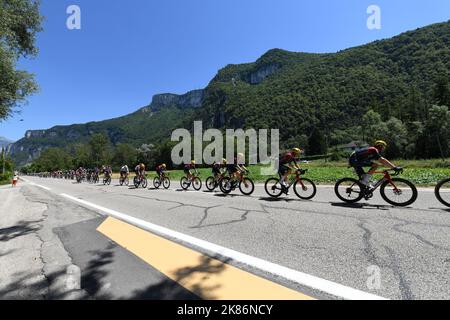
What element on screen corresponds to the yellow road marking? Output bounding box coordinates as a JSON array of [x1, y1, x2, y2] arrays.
[[97, 217, 315, 300]]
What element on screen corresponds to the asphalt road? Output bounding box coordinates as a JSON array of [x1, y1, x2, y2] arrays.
[[3, 176, 450, 300]]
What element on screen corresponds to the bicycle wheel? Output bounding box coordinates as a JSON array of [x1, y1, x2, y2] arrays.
[[141, 177, 148, 188], [220, 177, 232, 194], [435, 178, 450, 207], [380, 178, 418, 207], [334, 178, 364, 203], [264, 178, 283, 198], [293, 178, 317, 200], [119, 177, 124, 186], [192, 177, 202, 191], [180, 177, 190, 190], [205, 176, 217, 191], [134, 176, 140, 188], [239, 178, 255, 195], [153, 177, 161, 189], [163, 177, 171, 189], [125, 177, 129, 186], [107, 177, 111, 185]]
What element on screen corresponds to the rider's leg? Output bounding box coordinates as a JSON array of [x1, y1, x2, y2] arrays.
[[357, 165, 373, 186]]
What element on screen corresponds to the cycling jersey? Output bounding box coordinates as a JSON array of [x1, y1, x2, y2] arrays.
[[349, 147, 382, 177], [156, 165, 166, 176], [212, 163, 223, 175], [120, 166, 129, 173], [279, 152, 299, 165], [350, 147, 382, 163]]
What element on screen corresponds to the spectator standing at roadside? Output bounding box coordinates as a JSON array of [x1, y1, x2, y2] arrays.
[[12, 172, 19, 187]]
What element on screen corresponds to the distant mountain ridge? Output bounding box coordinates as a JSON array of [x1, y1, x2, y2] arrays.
[[9, 20, 450, 165], [0, 136, 13, 149]]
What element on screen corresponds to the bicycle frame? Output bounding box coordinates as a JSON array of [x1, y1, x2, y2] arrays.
[[279, 169, 307, 190], [367, 171, 400, 193]]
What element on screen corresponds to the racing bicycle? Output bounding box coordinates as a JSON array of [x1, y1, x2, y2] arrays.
[[334, 168, 417, 207], [219, 170, 254, 195], [103, 174, 112, 185], [133, 174, 148, 188], [205, 172, 226, 191], [180, 174, 202, 191], [153, 173, 171, 189], [264, 169, 317, 200], [119, 173, 129, 186]]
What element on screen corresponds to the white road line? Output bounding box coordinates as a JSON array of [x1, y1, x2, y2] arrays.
[[21, 178, 52, 191], [60, 192, 387, 300]]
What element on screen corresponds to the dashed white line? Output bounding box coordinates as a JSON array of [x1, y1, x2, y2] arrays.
[[60, 192, 387, 300]]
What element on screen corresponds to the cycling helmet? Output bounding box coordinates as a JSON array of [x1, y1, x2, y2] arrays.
[[140, 163, 145, 169], [374, 140, 387, 148], [191, 160, 196, 165], [222, 158, 227, 164], [162, 164, 167, 169], [292, 148, 302, 154]]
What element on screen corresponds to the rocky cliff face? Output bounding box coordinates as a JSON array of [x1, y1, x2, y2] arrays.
[[147, 89, 204, 112], [25, 130, 47, 139], [248, 64, 280, 84]]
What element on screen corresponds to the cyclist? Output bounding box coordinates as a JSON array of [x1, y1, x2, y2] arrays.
[[135, 163, 146, 181], [156, 163, 168, 179], [278, 148, 303, 194], [226, 153, 248, 183], [212, 159, 227, 178], [120, 164, 129, 181], [349, 140, 402, 187], [184, 160, 198, 181]]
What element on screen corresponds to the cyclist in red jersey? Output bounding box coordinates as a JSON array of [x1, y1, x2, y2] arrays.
[[349, 140, 402, 186], [278, 148, 303, 194]]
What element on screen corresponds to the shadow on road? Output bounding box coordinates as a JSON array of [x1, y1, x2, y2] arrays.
[[258, 197, 298, 203], [429, 207, 450, 212], [330, 202, 392, 210], [126, 254, 229, 300], [0, 220, 43, 242], [81, 243, 117, 299]]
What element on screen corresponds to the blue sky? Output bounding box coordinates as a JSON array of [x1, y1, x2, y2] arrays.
[[1, 0, 449, 141]]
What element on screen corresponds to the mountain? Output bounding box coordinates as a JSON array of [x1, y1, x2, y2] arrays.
[[0, 136, 13, 149], [9, 20, 450, 165], [8, 89, 204, 165]]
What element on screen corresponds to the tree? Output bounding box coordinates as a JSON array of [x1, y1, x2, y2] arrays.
[[0, 0, 43, 120], [433, 76, 450, 107], [379, 117, 408, 159], [113, 143, 137, 168], [72, 143, 90, 168], [425, 105, 450, 159], [34, 148, 73, 171], [308, 129, 327, 155], [89, 133, 112, 167], [136, 144, 155, 168]]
